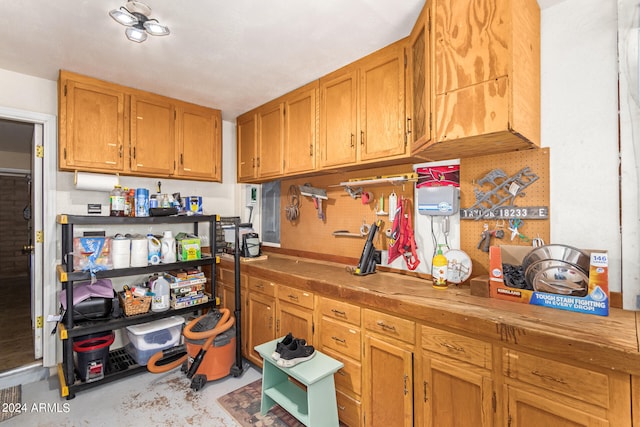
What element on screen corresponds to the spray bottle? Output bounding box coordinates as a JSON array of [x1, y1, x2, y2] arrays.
[[432, 244, 448, 289]]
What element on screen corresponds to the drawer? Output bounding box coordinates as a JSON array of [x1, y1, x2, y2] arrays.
[[322, 347, 362, 396], [277, 284, 314, 310], [321, 317, 361, 361], [503, 348, 610, 408], [336, 389, 361, 427], [421, 325, 492, 369], [219, 267, 233, 284], [363, 309, 415, 345], [319, 297, 361, 326], [248, 276, 276, 297]]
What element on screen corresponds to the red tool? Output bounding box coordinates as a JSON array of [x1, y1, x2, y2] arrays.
[[388, 197, 420, 270]]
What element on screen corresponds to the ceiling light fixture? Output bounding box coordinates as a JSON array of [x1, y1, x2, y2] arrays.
[[109, 1, 170, 43]]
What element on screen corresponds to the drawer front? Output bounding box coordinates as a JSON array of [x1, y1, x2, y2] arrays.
[[248, 276, 276, 297], [421, 325, 492, 369], [321, 317, 362, 361], [336, 389, 361, 427], [319, 297, 361, 326], [323, 347, 362, 396], [219, 267, 233, 284], [363, 309, 415, 345], [503, 348, 610, 408], [278, 284, 314, 310]]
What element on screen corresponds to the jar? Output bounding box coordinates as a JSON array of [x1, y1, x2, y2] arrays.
[[109, 185, 125, 217]]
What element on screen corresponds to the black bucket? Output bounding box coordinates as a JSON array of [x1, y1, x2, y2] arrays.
[[73, 331, 115, 382]]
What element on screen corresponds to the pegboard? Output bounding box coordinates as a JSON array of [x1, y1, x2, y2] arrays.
[[280, 165, 415, 261], [459, 148, 550, 277]]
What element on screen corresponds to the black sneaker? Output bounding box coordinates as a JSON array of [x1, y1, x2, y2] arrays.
[[272, 333, 298, 361], [276, 340, 315, 367]]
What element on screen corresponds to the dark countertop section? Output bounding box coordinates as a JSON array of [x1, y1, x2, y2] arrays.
[[221, 253, 640, 376]]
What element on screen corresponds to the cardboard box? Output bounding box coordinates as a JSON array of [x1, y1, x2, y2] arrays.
[[175, 233, 201, 261], [185, 196, 203, 215], [489, 245, 609, 316]]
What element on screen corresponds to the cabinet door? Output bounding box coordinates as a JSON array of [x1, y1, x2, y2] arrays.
[[257, 102, 284, 179], [358, 41, 406, 162], [60, 78, 126, 172], [276, 301, 314, 346], [319, 66, 358, 168], [363, 335, 413, 427], [284, 83, 318, 175], [130, 94, 175, 176], [505, 386, 609, 427], [406, 1, 432, 152], [420, 353, 494, 427], [176, 104, 221, 181], [247, 291, 276, 366], [237, 112, 257, 182]]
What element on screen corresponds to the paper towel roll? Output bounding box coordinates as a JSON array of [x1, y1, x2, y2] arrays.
[[130, 236, 149, 267], [74, 172, 119, 192], [111, 237, 130, 269]]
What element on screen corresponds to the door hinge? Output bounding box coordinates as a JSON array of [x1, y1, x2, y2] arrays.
[[507, 414, 512, 427], [36, 230, 44, 244], [36, 145, 44, 158], [36, 315, 43, 329], [276, 319, 280, 333]]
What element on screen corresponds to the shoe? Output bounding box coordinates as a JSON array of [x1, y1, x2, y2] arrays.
[[276, 340, 316, 368], [272, 333, 303, 361]]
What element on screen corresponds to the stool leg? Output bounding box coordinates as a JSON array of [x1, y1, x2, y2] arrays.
[[260, 360, 286, 415], [307, 375, 340, 427]]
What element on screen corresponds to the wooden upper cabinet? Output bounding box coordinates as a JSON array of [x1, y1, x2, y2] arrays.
[[257, 101, 285, 179], [358, 39, 406, 162], [59, 71, 127, 173], [406, 0, 432, 153], [431, 0, 540, 158], [130, 94, 175, 176], [176, 103, 221, 182], [284, 82, 318, 175], [237, 111, 257, 182], [58, 70, 222, 181], [319, 65, 358, 168]]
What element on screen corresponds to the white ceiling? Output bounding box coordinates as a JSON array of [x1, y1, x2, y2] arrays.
[[0, 0, 564, 154]]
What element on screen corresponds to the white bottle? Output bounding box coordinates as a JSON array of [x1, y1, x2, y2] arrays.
[[150, 276, 170, 312], [147, 234, 161, 265], [161, 231, 176, 264]]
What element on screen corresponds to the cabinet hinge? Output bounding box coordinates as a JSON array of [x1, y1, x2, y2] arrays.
[[276, 319, 280, 333], [429, 112, 432, 131], [174, 110, 176, 120], [312, 322, 315, 335], [428, 10, 431, 32], [36, 230, 44, 244], [492, 391, 496, 412], [36, 145, 44, 158], [64, 84, 67, 97], [63, 147, 67, 160], [507, 414, 512, 427], [404, 52, 407, 68]]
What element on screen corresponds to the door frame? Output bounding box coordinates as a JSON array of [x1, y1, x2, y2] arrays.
[[0, 106, 57, 367]]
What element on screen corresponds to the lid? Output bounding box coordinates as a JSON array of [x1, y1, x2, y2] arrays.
[[126, 315, 185, 336]]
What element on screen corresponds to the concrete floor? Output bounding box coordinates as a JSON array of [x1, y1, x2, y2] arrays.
[[1, 360, 261, 426]]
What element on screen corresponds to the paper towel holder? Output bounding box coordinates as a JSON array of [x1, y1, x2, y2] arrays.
[[74, 170, 120, 190]]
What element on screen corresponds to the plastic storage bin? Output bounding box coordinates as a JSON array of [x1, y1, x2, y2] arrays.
[[125, 316, 185, 365]]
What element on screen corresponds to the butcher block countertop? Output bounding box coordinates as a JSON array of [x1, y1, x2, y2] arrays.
[[220, 253, 640, 376]]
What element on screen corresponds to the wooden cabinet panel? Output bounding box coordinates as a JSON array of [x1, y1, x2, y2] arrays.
[[363, 335, 413, 427], [247, 291, 276, 366], [257, 102, 284, 178], [59, 76, 126, 172], [323, 346, 362, 397], [284, 82, 318, 175], [358, 41, 406, 162], [421, 325, 492, 369], [363, 308, 415, 345], [277, 284, 314, 310], [130, 94, 174, 175], [318, 297, 361, 326], [237, 112, 257, 181], [176, 104, 221, 181], [320, 317, 361, 361], [505, 386, 609, 427], [420, 354, 494, 427], [336, 390, 362, 427], [319, 66, 358, 168], [248, 276, 276, 297], [276, 301, 314, 346]]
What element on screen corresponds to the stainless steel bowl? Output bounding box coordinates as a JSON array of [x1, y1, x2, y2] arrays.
[[529, 260, 589, 297], [522, 244, 590, 275]]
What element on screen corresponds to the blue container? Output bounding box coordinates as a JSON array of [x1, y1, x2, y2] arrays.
[[135, 188, 149, 217]]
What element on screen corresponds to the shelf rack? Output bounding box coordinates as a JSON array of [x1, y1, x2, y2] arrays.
[[56, 214, 221, 399]]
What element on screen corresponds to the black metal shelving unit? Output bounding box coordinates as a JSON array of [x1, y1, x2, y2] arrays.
[[56, 214, 220, 399]]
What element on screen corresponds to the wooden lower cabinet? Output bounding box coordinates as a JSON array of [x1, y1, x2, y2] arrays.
[[246, 277, 277, 366], [276, 284, 314, 346], [218, 266, 248, 358]]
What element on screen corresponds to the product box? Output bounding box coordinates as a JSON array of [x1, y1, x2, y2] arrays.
[[125, 316, 185, 365], [185, 196, 203, 215], [489, 245, 609, 316], [175, 233, 201, 261]]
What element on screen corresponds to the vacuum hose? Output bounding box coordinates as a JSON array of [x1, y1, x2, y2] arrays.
[[147, 308, 235, 374]]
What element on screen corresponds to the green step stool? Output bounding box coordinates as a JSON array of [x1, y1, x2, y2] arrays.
[[255, 337, 344, 427]]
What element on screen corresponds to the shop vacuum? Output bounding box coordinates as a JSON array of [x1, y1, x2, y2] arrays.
[[146, 308, 237, 391]]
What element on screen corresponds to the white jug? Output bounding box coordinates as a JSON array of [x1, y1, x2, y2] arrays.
[[150, 276, 170, 312], [161, 231, 176, 264], [147, 234, 161, 265]]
